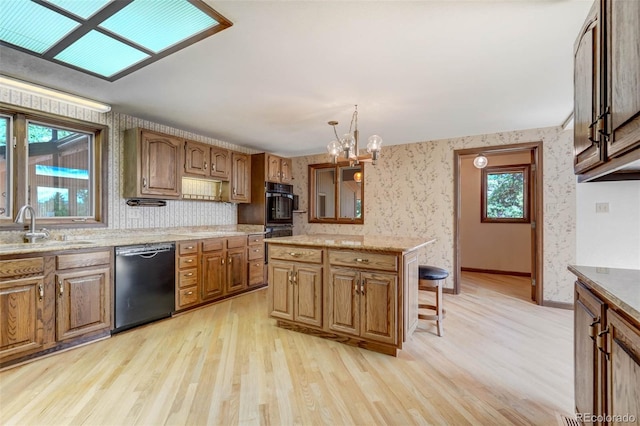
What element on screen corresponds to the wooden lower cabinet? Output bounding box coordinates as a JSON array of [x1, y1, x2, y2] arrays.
[[328, 268, 397, 345], [574, 280, 640, 425], [55, 267, 110, 341], [1, 250, 112, 367], [268, 261, 322, 327], [0, 275, 45, 361], [202, 248, 225, 301]]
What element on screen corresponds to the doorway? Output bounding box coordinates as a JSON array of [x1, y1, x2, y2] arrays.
[[454, 142, 543, 304]]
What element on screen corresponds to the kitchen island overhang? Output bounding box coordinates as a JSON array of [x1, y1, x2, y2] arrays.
[[266, 234, 436, 356]]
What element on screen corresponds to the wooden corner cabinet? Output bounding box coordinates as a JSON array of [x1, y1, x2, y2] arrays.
[[123, 128, 183, 199], [572, 274, 640, 425], [573, 0, 640, 182], [1, 249, 112, 368]]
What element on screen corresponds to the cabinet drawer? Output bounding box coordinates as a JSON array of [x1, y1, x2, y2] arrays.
[[178, 268, 198, 288], [248, 234, 264, 245], [178, 255, 197, 269], [202, 239, 224, 252], [248, 244, 264, 261], [269, 245, 323, 263], [178, 286, 198, 307], [249, 261, 264, 285], [0, 257, 44, 278], [57, 250, 110, 270], [227, 236, 246, 249], [178, 242, 198, 255], [329, 250, 397, 272]]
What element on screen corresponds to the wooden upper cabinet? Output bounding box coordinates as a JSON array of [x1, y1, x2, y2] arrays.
[[184, 141, 231, 181], [123, 128, 182, 199], [574, 1, 603, 174], [230, 152, 251, 203], [210, 146, 230, 180], [605, 0, 640, 158], [266, 154, 293, 184], [184, 140, 208, 176]]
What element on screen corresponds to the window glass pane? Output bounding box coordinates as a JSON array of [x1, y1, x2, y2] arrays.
[[0, 115, 10, 218], [27, 121, 93, 218], [486, 171, 524, 219]]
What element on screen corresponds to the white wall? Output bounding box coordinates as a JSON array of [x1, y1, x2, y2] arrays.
[[576, 180, 640, 268]]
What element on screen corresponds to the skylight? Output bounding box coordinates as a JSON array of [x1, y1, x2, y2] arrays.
[[0, 0, 232, 81]]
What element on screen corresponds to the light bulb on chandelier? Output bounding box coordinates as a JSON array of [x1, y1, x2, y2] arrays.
[[326, 105, 382, 165]]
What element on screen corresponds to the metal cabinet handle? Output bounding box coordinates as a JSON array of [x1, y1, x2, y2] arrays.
[[186, 246, 194, 250], [212, 164, 216, 172], [253, 249, 260, 252], [38, 283, 44, 301], [58, 280, 63, 296], [354, 258, 369, 263], [354, 281, 359, 295], [589, 318, 600, 339], [254, 263, 260, 267], [204, 161, 208, 170], [186, 259, 193, 263], [288, 271, 293, 284], [597, 327, 610, 360], [186, 272, 193, 277], [142, 177, 147, 188], [289, 252, 301, 257], [186, 291, 193, 295], [222, 259, 225, 265]]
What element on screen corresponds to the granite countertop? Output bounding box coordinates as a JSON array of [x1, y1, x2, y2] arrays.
[[0, 227, 265, 256], [568, 265, 640, 325], [265, 233, 436, 253]]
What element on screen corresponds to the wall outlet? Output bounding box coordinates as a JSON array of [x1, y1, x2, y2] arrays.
[[595, 202, 609, 213]]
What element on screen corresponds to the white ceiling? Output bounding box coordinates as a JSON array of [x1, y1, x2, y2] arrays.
[[0, 0, 592, 158]]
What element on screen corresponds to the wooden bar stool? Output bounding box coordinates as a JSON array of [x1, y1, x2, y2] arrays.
[[418, 265, 448, 336]]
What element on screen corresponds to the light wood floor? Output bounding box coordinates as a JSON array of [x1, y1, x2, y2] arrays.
[[0, 272, 574, 425]]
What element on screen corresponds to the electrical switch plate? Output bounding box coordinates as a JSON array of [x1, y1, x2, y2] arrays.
[[595, 202, 609, 213]]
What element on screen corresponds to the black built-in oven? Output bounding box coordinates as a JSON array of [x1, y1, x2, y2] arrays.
[[265, 182, 294, 225]]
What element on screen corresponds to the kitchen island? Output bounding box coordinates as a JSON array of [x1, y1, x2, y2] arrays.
[[266, 234, 435, 355]]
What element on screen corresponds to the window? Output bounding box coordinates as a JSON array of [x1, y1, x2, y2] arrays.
[[481, 164, 530, 223], [0, 105, 108, 227], [309, 162, 364, 224]]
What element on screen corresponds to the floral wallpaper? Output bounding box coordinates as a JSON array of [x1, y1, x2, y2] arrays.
[[292, 127, 577, 304]]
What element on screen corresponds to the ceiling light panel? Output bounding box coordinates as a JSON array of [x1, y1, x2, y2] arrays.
[[99, 0, 219, 53], [0, 0, 232, 81], [45, 0, 112, 19], [0, 1, 79, 53], [54, 30, 150, 78]]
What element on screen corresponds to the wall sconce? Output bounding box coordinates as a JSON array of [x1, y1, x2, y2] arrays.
[[0, 75, 111, 113]]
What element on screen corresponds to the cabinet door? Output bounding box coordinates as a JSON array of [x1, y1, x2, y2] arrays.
[[202, 250, 225, 301], [327, 269, 359, 337], [141, 131, 182, 197], [574, 3, 603, 174], [293, 265, 322, 327], [210, 147, 230, 180], [0, 278, 45, 360], [360, 271, 397, 345], [266, 154, 281, 182], [605, 0, 640, 158], [230, 152, 251, 203], [268, 261, 294, 321], [226, 247, 247, 294], [575, 282, 605, 423], [605, 309, 640, 424], [280, 158, 293, 184], [56, 267, 111, 341], [184, 141, 208, 176]]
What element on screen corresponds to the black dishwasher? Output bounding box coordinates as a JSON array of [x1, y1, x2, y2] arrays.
[[114, 243, 175, 333]]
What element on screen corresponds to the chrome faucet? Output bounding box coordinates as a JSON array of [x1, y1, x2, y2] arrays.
[[15, 205, 50, 243]]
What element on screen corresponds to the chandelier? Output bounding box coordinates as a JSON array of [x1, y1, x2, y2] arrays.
[[326, 105, 382, 165]]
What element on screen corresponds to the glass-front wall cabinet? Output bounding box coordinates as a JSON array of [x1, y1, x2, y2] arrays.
[[309, 163, 363, 224]]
